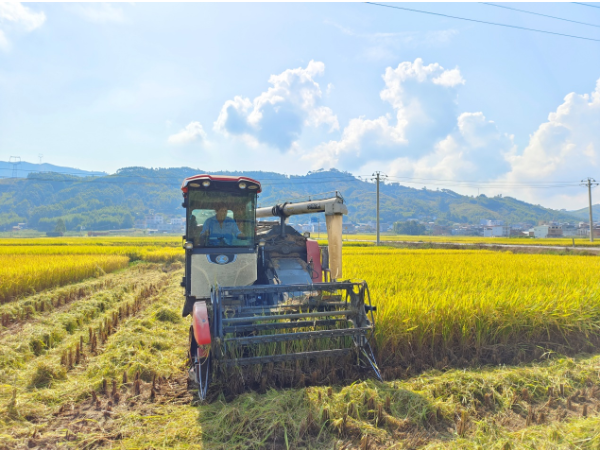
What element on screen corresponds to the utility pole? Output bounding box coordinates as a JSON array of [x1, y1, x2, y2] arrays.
[[581, 178, 599, 242], [372, 171, 387, 245]]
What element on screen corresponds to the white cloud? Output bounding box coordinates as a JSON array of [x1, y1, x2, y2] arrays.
[[433, 68, 465, 87], [305, 58, 464, 169], [0, 2, 45, 50], [306, 58, 598, 209], [214, 60, 338, 151], [386, 111, 514, 182], [67, 3, 125, 24], [306, 106, 339, 132], [168, 122, 207, 145], [497, 79, 600, 207], [209, 55, 598, 209]]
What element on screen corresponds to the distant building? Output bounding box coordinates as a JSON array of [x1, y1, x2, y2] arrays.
[[484, 226, 508, 237], [452, 225, 480, 236], [533, 225, 563, 238], [562, 224, 579, 237], [356, 224, 375, 233], [577, 225, 600, 238]]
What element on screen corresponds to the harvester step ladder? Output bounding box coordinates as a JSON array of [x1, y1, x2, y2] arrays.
[[224, 326, 372, 346]]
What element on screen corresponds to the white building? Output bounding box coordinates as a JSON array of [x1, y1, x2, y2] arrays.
[[533, 225, 563, 238], [484, 226, 507, 237]]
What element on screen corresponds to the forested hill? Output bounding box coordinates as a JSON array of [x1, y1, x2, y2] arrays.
[[0, 166, 584, 232], [568, 204, 600, 222]]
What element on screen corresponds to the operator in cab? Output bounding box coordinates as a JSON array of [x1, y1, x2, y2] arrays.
[[201, 203, 243, 246]]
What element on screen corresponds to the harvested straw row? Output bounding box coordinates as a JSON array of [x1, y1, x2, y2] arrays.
[[59, 278, 170, 371], [0, 278, 120, 328]]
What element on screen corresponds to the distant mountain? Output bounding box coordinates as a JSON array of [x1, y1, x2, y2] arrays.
[[0, 166, 584, 232], [566, 204, 600, 222], [0, 161, 106, 179]]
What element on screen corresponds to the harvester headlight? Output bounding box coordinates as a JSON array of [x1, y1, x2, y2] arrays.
[[189, 182, 200, 188], [238, 182, 247, 189], [258, 239, 266, 247], [248, 185, 258, 190], [184, 241, 193, 250], [202, 180, 211, 187]]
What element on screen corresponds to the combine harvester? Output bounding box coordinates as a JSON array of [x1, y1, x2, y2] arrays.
[[180, 174, 381, 400]]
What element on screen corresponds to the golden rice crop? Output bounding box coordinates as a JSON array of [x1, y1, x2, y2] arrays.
[[0, 245, 183, 263], [345, 234, 600, 247], [0, 236, 180, 247], [0, 254, 129, 303], [342, 248, 600, 366]]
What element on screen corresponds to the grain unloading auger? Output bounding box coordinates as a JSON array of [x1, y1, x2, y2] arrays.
[[180, 174, 381, 400]]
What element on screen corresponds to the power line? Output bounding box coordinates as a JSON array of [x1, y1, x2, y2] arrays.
[[386, 175, 578, 185], [480, 2, 599, 28], [385, 175, 581, 188], [572, 2, 600, 8], [366, 2, 600, 42]]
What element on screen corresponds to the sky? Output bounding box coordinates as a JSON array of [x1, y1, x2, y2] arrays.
[[0, 1, 599, 210]]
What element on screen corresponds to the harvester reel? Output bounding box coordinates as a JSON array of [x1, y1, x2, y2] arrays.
[[210, 281, 382, 382]]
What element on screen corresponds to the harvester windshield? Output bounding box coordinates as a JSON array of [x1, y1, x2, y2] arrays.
[[188, 190, 256, 248]]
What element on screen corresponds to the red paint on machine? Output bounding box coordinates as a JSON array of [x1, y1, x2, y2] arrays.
[[306, 239, 322, 283], [192, 301, 211, 345]]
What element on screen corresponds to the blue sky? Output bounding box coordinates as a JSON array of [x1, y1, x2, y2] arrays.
[[0, 2, 599, 209]]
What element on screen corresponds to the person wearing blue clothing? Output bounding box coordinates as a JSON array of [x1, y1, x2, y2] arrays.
[[201, 203, 242, 246]]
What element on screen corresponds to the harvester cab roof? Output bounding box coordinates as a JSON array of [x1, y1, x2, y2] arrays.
[[181, 174, 381, 400]]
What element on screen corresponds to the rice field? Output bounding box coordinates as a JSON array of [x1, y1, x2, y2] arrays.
[[0, 238, 597, 448], [344, 248, 600, 368], [0, 239, 184, 304], [0, 236, 181, 246], [0, 254, 130, 304], [343, 234, 600, 247]]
